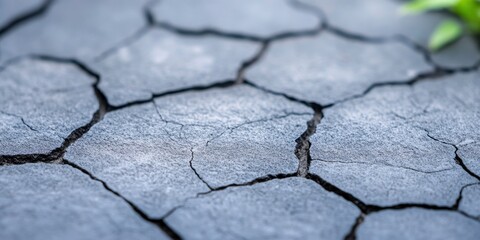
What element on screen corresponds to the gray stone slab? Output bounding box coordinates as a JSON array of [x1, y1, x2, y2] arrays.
[[300, 0, 480, 68], [95, 28, 259, 106], [0, 163, 167, 240], [0, 0, 147, 62], [246, 32, 431, 105], [66, 85, 311, 217], [310, 77, 479, 206], [459, 183, 480, 218], [0, 0, 44, 27], [152, 0, 320, 38], [0, 58, 97, 155], [166, 178, 360, 240], [458, 143, 480, 177], [357, 209, 480, 240]]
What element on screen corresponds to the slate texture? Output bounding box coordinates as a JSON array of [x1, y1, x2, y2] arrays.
[[0, 58, 97, 155], [95, 28, 259, 106], [1, 0, 479, 239], [65, 86, 312, 217], [151, 0, 320, 38], [0, 164, 167, 240], [246, 32, 431, 105], [300, 0, 480, 68], [357, 209, 480, 240], [0, 0, 148, 62], [165, 178, 359, 240]]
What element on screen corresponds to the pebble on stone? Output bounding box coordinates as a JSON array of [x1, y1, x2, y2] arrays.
[[165, 178, 360, 240], [246, 32, 431, 105], [357, 209, 480, 240], [0, 164, 167, 240], [459, 183, 480, 218], [151, 0, 320, 38], [95, 28, 260, 106], [309, 80, 477, 206], [0, 58, 97, 155], [300, 0, 480, 68], [65, 85, 311, 217], [0, 0, 148, 62]]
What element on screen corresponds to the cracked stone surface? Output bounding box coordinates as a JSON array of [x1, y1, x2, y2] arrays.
[[95, 28, 259, 106], [357, 209, 480, 240], [66, 86, 311, 217], [459, 183, 480, 218], [310, 74, 480, 206], [165, 178, 359, 240], [300, 0, 480, 68], [0, 0, 44, 28], [2, 0, 480, 239], [0, 164, 167, 240], [0, 58, 97, 155], [151, 0, 320, 38], [0, 0, 148, 63], [246, 32, 431, 105]]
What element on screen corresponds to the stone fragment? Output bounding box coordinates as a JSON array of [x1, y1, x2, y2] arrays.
[[0, 58, 97, 155], [166, 178, 359, 240], [152, 0, 320, 38], [357, 209, 480, 240], [246, 32, 431, 105], [0, 164, 167, 240]]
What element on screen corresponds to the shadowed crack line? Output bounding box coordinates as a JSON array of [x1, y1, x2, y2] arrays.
[[189, 148, 213, 190], [63, 159, 181, 240], [0, 0, 55, 38], [0, 55, 109, 165]]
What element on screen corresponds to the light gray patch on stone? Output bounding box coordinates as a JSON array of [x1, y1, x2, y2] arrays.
[[154, 85, 311, 187], [96, 28, 259, 106], [310, 161, 473, 206], [309, 83, 476, 205], [459, 183, 480, 217], [410, 72, 480, 146], [458, 143, 480, 177], [0, 58, 97, 155], [166, 178, 359, 240], [0, 0, 44, 27], [357, 209, 480, 240], [66, 86, 311, 217], [152, 0, 319, 38], [246, 32, 431, 105], [300, 0, 480, 68], [0, 164, 167, 240], [0, 0, 147, 62]]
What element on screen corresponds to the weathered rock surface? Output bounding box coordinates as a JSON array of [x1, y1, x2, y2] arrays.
[[66, 85, 311, 217], [357, 209, 480, 240], [0, 58, 97, 155], [459, 183, 480, 218], [151, 0, 320, 38], [166, 178, 359, 240], [300, 0, 480, 68], [95, 28, 259, 106], [0, 0, 148, 62], [0, 164, 167, 240], [310, 74, 480, 206], [246, 32, 431, 105]]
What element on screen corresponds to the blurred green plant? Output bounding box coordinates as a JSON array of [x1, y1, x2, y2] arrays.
[[402, 0, 480, 51]]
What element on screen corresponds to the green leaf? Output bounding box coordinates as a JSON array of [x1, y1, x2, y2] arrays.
[[402, 0, 458, 14], [429, 20, 462, 51]]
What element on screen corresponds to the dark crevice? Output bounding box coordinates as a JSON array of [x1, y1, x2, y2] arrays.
[[109, 80, 237, 112], [198, 173, 297, 196], [0, 55, 109, 165], [295, 109, 323, 177], [189, 148, 213, 190], [63, 159, 181, 240], [236, 42, 269, 84], [344, 213, 365, 240], [0, 0, 55, 38]]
